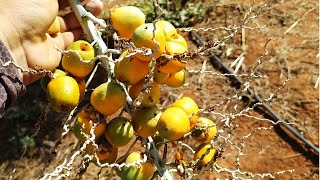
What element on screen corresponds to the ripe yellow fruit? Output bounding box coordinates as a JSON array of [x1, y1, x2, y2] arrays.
[[110, 6, 145, 39], [72, 110, 106, 142], [105, 117, 134, 147], [47, 16, 60, 35], [131, 106, 162, 137], [47, 76, 80, 113], [193, 143, 216, 165], [171, 96, 199, 117], [90, 82, 126, 116], [129, 80, 161, 107], [62, 40, 95, 78], [115, 55, 149, 85], [156, 20, 178, 41], [158, 41, 187, 74], [169, 33, 188, 49], [40, 69, 67, 92], [158, 107, 190, 141], [131, 23, 166, 62], [121, 151, 155, 180], [153, 66, 170, 84], [192, 117, 217, 143], [165, 69, 186, 87]]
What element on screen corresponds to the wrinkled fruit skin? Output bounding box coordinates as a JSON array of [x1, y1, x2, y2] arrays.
[[158, 107, 190, 141], [104, 117, 134, 147], [90, 82, 126, 116], [120, 151, 155, 180], [193, 143, 216, 166], [131, 106, 162, 137], [47, 76, 80, 113], [131, 23, 166, 62], [62, 40, 95, 78], [158, 41, 187, 74], [191, 117, 217, 143], [110, 6, 145, 39]]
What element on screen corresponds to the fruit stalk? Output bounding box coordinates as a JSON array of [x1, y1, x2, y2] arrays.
[[67, 0, 107, 54], [143, 137, 173, 180]]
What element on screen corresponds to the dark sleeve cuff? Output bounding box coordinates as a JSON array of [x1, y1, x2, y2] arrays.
[[0, 39, 26, 114]]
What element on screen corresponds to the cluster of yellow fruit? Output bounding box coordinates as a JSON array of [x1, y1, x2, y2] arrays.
[[72, 106, 155, 178], [111, 5, 188, 92], [72, 96, 217, 178], [41, 5, 219, 178], [41, 40, 94, 112]]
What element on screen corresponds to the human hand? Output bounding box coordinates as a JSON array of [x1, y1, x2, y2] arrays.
[[0, 0, 104, 85]]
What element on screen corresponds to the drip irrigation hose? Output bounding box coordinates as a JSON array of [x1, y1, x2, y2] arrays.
[[189, 31, 319, 155]]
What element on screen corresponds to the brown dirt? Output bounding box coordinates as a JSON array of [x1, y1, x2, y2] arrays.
[[0, 0, 318, 179]]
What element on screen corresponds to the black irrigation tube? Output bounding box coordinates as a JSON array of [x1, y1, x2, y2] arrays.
[[189, 31, 319, 155]]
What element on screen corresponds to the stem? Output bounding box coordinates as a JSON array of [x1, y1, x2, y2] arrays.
[[67, 0, 107, 55]]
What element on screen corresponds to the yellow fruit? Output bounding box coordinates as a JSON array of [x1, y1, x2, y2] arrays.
[[158, 41, 187, 74], [169, 33, 188, 49], [158, 107, 190, 141], [165, 69, 186, 87], [121, 151, 155, 180], [72, 110, 106, 142], [104, 117, 134, 147], [131, 23, 166, 61], [171, 96, 199, 117], [73, 110, 92, 141], [90, 82, 126, 116], [47, 16, 60, 35], [156, 20, 177, 41], [153, 66, 170, 84], [110, 6, 145, 39], [192, 117, 217, 143], [131, 106, 162, 137], [129, 80, 161, 107], [174, 150, 184, 164], [62, 40, 95, 78], [189, 115, 199, 129], [115, 55, 149, 85], [193, 143, 216, 165], [76, 78, 86, 102], [40, 69, 67, 92], [47, 76, 80, 113]]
